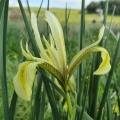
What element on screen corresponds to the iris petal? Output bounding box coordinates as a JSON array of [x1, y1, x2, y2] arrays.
[[45, 11, 67, 78], [92, 47, 111, 75], [13, 62, 37, 101]]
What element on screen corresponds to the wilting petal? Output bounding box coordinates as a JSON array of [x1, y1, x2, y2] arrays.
[[13, 62, 37, 101], [92, 47, 111, 75], [45, 11, 67, 78], [31, 12, 48, 60]]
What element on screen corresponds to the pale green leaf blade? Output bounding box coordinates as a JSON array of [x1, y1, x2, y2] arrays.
[[0, 0, 6, 20]]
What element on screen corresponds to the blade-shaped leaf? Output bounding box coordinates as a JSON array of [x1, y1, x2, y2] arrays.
[[0, 0, 6, 20]]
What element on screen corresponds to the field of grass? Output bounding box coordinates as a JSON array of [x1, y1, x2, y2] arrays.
[[0, 6, 120, 120]]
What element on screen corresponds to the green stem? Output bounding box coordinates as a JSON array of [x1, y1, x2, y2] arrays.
[[66, 92, 73, 117]]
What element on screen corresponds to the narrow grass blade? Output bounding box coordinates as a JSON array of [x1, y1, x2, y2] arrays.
[[18, 0, 39, 57], [26, 0, 31, 16], [38, 87, 46, 120], [77, 0, 85, 106], [79, 81, 89, 120], [107, 94, 113, 120], [97, 37, 120, 120], [41, 73, 61, 120], [104, 5, 116, 47], [103, 0, 109, 26], [0, 0, 6, 20], [88, 54, 96, 114], [90, 69, 100, 119], [29, 74, 42, 120], [0, 1, 9, 119], [37, 0, 44, 18], [9, 91, 18, 120], [34, 76, 43, 120]]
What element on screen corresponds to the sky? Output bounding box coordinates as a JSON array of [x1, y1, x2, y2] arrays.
[[9, 0, 103, 9]]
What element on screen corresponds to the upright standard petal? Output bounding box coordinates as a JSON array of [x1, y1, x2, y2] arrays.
[[13, 62, 37, 101], [45, 11, 67, 78], [31, 12, 48, 60]]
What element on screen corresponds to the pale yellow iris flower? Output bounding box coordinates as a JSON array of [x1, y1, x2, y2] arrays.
[[13, 11, 111, 101]]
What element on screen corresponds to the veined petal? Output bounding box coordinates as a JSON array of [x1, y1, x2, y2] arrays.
[[68, 25, 106, 79], [92, 47, 111, 75], [13, 62, 37, 101], [45, 11, 67, 78], [38, 59, 64, 83], [31, 12, 48, 60], [13, 59, 64, 101], [68, 46, 111, 79]]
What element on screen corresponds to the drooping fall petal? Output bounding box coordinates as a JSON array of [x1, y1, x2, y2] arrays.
[[92, 47, 111, 75], [13, 59, 64, 101], [68, 46, 111, 79], [13, 62, 37, 101]]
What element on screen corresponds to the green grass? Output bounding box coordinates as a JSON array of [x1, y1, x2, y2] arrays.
[[8, 7, 120, 25]]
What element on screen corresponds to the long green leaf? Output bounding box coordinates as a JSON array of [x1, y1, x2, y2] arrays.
[[38, 87, 46, 120], [0, 0, 6, 20], [37, 0, 44, 18], [107, 94, 113, 120], [41, 72, 61, 120], [77, 0, 85, 107], [0, 0, 9, 120], [9, 91, 18, 120], [26, 0, 31, 15]]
